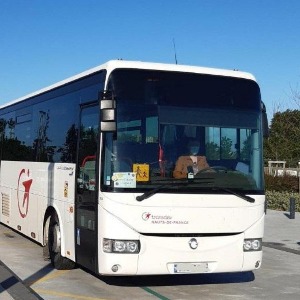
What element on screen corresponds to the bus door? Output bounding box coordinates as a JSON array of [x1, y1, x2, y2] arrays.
[[75, 103, 99, 272]]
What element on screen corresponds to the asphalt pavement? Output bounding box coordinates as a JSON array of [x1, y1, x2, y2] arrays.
[[1, 209, 299, 300], [0, 259, 42, 300], [263, 209, 300, 253]]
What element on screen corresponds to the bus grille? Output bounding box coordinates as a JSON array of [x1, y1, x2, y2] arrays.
[[1, 193, 10, 217]]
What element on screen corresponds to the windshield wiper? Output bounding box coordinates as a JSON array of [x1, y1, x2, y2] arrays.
[[136, 184, 176, 201], [136, 177, 214, 202], [214, 187, 255, 203]]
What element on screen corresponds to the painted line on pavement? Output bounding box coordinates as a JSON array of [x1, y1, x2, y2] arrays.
[[141, 286, 170, 300]]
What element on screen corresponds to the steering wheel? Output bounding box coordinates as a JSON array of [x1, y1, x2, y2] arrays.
[[196, 166, 228, 174]]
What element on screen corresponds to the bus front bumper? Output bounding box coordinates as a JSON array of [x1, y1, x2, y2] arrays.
[[98, 232, 262, 275]]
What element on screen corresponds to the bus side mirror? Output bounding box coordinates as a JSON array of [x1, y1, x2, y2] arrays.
[[100, 92, 116, 132], [261, 101, 269, 138]]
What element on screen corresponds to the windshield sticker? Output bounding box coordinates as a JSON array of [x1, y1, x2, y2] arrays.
[[112, 172, 136, 188], [133, 164, 149, 182]]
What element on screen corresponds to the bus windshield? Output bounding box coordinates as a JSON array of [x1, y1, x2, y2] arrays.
[[101, 69, 263, 194]]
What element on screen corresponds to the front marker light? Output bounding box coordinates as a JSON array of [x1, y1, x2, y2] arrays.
[[243, 238, 262, 252], [103, 239, 112, 252], [103, 238, 140, 253]]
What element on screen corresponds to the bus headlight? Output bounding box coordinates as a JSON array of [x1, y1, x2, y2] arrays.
[[243, 238, 262, 251], [103, 239, 140, 253]]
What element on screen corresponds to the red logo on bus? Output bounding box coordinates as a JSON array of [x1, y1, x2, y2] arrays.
[[17, 169, 33, 218], [142, 212, 151, 221]]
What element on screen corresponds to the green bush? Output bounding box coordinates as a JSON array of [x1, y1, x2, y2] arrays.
[[265, 174, 300, 211], [266, 190, 300, 212]]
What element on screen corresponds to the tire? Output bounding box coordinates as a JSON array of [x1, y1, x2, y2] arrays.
[[48, 213, 75, 270]]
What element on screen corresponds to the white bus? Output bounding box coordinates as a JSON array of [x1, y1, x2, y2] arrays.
[[0, 60, 268, 275]]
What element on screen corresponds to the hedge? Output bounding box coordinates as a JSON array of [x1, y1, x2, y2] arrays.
[[266, 190, 300, 212], [265, 174, 300, 212]]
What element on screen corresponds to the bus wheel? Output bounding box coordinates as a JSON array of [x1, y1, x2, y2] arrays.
[[48, 213, 75, 270]]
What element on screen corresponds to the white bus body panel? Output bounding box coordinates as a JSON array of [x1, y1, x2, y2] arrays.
[[98, 193, 264, 275], [0, 161, 76, 262]]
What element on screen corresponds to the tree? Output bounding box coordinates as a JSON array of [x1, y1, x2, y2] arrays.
[[58, 124, 78, 162], [264, 109, 300, 166], [221, 136, 236, 159]]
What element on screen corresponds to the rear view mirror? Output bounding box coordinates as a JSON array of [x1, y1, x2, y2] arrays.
[[100, 91, 116, 132]]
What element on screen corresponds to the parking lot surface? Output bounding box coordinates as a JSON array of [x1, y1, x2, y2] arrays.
[[1, 209, 300, 300]]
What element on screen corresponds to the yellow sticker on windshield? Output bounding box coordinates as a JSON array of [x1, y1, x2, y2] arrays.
[[133, 164, 149, 182]]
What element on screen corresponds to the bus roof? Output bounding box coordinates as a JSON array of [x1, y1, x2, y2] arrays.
[[1, 60, 257, 109]]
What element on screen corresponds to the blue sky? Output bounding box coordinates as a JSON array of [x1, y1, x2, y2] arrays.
[[1, 0, 300, 120]]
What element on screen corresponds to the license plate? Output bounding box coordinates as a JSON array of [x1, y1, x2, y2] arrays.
[[174, 262, 209, 273]]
